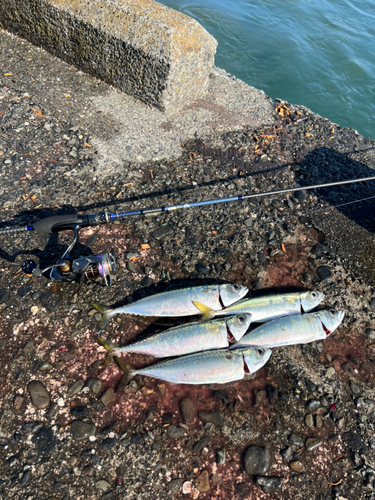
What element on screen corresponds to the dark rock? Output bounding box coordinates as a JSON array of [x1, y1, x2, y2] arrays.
[[141, 277, 153, 286], [294, 190, 307, 202], [266, 385, 278, 402], [370, 298, 375, 310], [235, 482, 250, 498], [244, 218, 254, 228], [71, 421, 96, 441], [349, 380, 361, 397], [198, 411, 224, 428], [32, 427, 56, 455], [195, 262, 209, 274], [20, 470, 31, 485], [343, 432, 368, 454], [306, 399, 321, 412], [288, 433, 304, 448], [86, 378, 103, 395], [311, 243, 329, 255], [167, 425, 184, 439], [68, 380, 84, 396], [215, 247, 232, 256], [244, 446, 271, 475], [167, 478, 183, 493], [0, 288, 8, 304], [256, 476, 282, 493], [27, 380, 50, 409], [180, 398, 195, 422], [317, 266, 332, 280], [17, 283, 32, 298], [305, 438, 322, 451], [100, 438, 116, 450], [100, 388, 117, 407], [70, 406, 90, 418], [214, 389, 230, 404], [13, 396, 27, 413], [257, 253, 267, 263], [151, 225, 171, 240], [193, 436, 210, 453], [252, 280, 263, 290]]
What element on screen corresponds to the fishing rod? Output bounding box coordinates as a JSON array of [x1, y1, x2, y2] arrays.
[[1, 175, 375, 286]]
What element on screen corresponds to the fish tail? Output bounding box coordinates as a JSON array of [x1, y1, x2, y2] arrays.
[[193, 301, 215, 320], [97, 336, 120, 368], [114, 356, 136, 389], [92, 303, 116, 331]]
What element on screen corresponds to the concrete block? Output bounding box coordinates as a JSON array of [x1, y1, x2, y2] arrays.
[[0, 0, 217, 111]]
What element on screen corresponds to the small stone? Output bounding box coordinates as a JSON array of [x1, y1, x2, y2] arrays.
[[67, 456, 77, 466], [290, 460, 304, 473], [235, 482, 250, 498], [141, 277, 153, 286], [152, 225, 171, 240], [85, 378, 103, 394], [252, 280, 263, 290], [88, 308, 97, 316], [167, 425, 184, 439], [305, 414, 314, 427], [317, 266, 332, 280], [370, 298, 375, 310], [31, 306, 39, 315], [100, 437, 116, 450], [215, 389, 230, 404], [244, 218, 254, 228], [306, 399, 321, 412], [83, 466, 94, 476], [127, 261, 138, 272], [96, 480, 112, 492], [305, 438, 322, 451], [266, 385, 278, 402], [343, 432, 369, 454], [288, 433, 304, 448], [13, 396, 27, 413], [180, 398, 195, 422], [71, 421, 96, 441], [100, 388, 117, 407], [71, 406, 90, 418], [167, 478, 183, 493], [216, 448, 226, 465], [68, 380, 84, 396], [27, 380, 50, 409], [32, 427, 56, 455], [198, 411, 224, 428], [325, 367, 336, 378], [193, 436, 210, 453], [256, 476, 282, 493], [195, 470, 209, 492], [182, 481, 193, 494], [316, 415, 323, 428], [349, 380, 361, 397], [281, 447, 293, 461], [244, 446, 271, 475], [23, 340, 35, 355], [195, 262, 209, 274], [20, 470, 31, 485], [311, 243, 329, 255], [294, 190, 307, 202]]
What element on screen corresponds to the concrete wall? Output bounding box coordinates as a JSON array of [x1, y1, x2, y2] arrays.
[[0, 0, 218, 111]]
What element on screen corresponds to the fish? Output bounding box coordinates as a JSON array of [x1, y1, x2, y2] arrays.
[[193, 290, 324, 322], [93, 283, 248, 331], [98, 313, 252, 360], [230, 308, 344, 349], [112, 345, 272, 386]]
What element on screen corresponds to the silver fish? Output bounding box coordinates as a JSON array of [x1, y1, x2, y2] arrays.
[[231, 309, 344, 349], [98, 314, 252, 359], [93, 283, 248, 331], [193, 290, 324, 322], [114, 346, 272, 386]]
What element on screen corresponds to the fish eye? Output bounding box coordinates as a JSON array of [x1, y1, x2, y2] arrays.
[[237, 315, 245, 323], [256, 348, 264, 356], [311, 292, 317, 298], [329, 309, 337, 315], [232, 284, 240, 291]]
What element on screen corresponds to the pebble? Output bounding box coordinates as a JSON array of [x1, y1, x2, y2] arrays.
[[216, 448, 226, 465], [193, 436, 210, 453], [167, 425, 184, 439], [195, 262, 209, 274], [288, 433, 304, 448], [182, 481, 193, 494], [31, 306, 39, 315], [370, 298, 375, 310], [198, 410, 224, 428], [315, 415, 323, 428], [252, 280, 263, 290], [85, 378, 103, 394], [349, 380, 361, 397], [100, 437, 116, 450], [305, 438, 322, 451], [195, 470, 210, 492], [71, 421, 96, 441], [27, 380, 50, 409], [306, 399, 321, 412], [343, 432, 369, 454], [305, 414, 314, 427], [96, 480, 112, 492], [151, 225, 171, 240], [13, 396, 27, 413], [20, 470, 31, 485], [167, 478, 183, 493], [180, 398, 195, 422], [294, 190, 307, 202], [311, 243, 329, 255], [141, 277, 153, 286], [100, 388, 117, 407], [325, 367, 336, 378], [317, 266, 332, 280], [266, 385, 278, 402], [31, 427, 56, 455], [256, 476, 283, 493], [290, 460, 304, 473], [244, 446, 271, 475], [68, 380, 84, 396]]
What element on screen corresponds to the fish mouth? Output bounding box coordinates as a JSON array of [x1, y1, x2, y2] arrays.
[[226, 325, 236, 343], [322, 323, 331, 336]]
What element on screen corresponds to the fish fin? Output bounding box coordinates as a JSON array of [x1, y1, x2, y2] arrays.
[[97, 336, 119, 368], [92, 303, 115, 331], [192, 301, 215, 320], [114, 356, 136, 389]]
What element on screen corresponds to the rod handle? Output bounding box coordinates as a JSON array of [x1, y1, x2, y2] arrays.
[[32, 214, 85, 233]]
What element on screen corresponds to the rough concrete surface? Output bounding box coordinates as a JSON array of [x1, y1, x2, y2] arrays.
[[0, 0, 217, 111], [0, 29, 274, 172]]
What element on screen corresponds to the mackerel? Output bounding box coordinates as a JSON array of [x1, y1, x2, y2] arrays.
[[230, 309, 344, 349], [98, 314, 252, 359], [193, 290, 324, 322], [93, 283, 248, 331]]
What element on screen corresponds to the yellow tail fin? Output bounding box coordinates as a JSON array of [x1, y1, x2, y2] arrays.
[[92, 303, 115, 332], [192, 301, 216, 320], [114, 356, 136, 389]]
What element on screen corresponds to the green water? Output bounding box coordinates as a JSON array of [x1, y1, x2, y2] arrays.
[[161, 0, 375, 140]]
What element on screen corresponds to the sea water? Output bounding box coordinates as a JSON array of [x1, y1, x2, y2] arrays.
[[160, 0, 375, 140]]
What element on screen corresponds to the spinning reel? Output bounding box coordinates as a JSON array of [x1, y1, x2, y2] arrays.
[[19, 211, 116, 286]]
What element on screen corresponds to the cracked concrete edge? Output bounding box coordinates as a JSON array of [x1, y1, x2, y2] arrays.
[[0, 0, 217, 111]]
